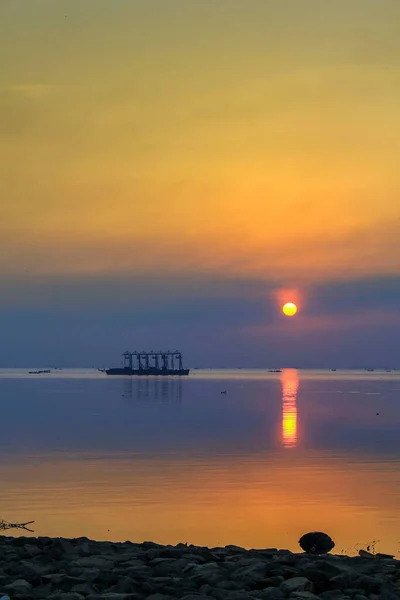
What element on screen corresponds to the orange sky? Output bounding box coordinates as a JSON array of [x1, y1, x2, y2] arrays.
[[1, 0, 400, 282]]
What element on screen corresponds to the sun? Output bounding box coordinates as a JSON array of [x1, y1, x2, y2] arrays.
[[282, 302, 297, 317]]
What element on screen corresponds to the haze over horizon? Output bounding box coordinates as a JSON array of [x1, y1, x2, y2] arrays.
[[1, 1, 400, 368]]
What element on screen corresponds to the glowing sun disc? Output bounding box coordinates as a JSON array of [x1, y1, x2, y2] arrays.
[[282, 302, 297, 317]]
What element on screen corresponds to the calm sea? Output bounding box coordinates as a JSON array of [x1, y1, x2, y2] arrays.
[[1, 368, 400, 556]]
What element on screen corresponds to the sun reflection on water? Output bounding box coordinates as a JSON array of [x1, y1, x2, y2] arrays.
[[281, 368, 299, 448]]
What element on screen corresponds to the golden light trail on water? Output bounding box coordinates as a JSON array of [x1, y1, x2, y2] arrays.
[[281, 369, 299, 448]]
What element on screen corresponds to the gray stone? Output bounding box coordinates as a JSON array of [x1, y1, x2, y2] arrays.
[[124, 565, 153, 580], [223, 595, 259, 600], [76, 568, 101, 583], [146, 596, 177, 600], [53, 539, 77, 555], [48, 594, 85, 600], [319, 592, 347, 600], [379, 589, 400, 600], [5, 578, 33, 593], [17, 559, 52, 580], [23, 543, 42, 556], [225, 545, 247, 553], [86, 592, 139, 600], [31, 583, 54, 598], [146, 595, 177, 600], [180, 596, 215, 600], [73, 557, 115, 569], [201, 583, 238, 600], [280, 577, 313, 594], [101, 553, 137, 564], [307, 559, 348, 578], [71, 582, 99, 595], [261, 576, 285, 587], [152, 557, 192, 576], [255, 587, 285, 600], [231, 560, 267, 583], [291, 594, 320, 600], [267, 567, 298, 579], [107, 576, 141, 594], [343, 588, 367, 596], [215, 581, 244, 591], [187, 562, 224, 586], [330, 573, 382, 594], [86, 595, 139, 600]]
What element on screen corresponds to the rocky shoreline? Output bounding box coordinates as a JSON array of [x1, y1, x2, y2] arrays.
[[0, 536, 399, 600]]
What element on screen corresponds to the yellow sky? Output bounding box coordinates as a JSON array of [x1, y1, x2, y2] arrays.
[[1, 0, 400, 281]]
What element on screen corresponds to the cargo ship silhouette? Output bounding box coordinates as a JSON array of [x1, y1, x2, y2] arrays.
[[105, 350, 189, 376]]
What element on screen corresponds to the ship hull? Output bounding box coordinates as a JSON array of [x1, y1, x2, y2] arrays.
[[105, 367, 190, 376]]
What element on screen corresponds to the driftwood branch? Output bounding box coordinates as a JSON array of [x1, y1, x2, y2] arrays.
[[0, 519, 35, 533]]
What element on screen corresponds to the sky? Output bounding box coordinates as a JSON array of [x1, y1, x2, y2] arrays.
[[1, 0, 400, 367]]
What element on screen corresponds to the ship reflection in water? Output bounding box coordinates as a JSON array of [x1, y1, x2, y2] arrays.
[[281, 368, 298, 448], [122, 377, 182, 403]]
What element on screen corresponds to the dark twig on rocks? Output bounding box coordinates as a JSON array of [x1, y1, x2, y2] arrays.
[[0, 519, 35, 532]]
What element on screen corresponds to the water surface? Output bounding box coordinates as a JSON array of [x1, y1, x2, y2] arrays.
[[1, 368, 399, 556]]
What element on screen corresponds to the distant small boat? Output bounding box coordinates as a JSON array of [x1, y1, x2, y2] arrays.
[[366, 368, 374, 372], [29, 370, 51, 374], [268, 369, 282, 373], [331, 368, 337, 371]]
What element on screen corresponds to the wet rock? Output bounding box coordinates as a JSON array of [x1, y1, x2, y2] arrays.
[[298, 532, 335, 555]]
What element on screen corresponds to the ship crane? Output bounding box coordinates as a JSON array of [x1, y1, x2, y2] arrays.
[[107, 349, 189, 376]]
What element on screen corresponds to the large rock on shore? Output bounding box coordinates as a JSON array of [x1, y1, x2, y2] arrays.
[[0, 536, 399, 600], [298, 533, 335, 555]]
